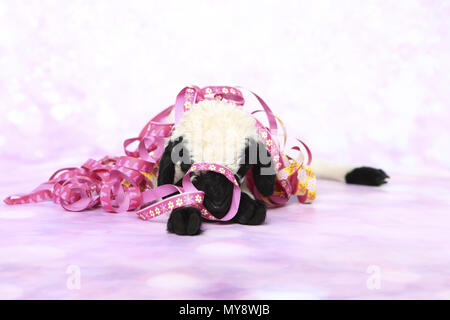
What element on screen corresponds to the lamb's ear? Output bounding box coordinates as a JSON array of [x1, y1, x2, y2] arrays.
[[248, 139, 276, 197], [157, 137, 184, 186]]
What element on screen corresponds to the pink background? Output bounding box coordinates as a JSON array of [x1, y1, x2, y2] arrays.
[[1, 0, 449, 172], [1, 1, 450, 299]]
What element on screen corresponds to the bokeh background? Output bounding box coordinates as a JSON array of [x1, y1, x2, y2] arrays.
[[1, 0, 450, 300], [1, 0, 449, 177]]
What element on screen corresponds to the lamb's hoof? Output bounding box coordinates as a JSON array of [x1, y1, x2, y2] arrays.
[[345, 167, 389, 186], [167, 207, 202, 235], [234, 193, 267, 225]]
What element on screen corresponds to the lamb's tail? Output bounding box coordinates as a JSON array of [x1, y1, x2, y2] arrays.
[[310, 159, 389, 186]]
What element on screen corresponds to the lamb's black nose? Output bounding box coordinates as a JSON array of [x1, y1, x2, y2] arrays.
[[193, 171, 234, 218]]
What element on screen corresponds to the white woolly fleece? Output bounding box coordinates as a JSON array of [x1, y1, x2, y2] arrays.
[[171, 99, 260, 173]]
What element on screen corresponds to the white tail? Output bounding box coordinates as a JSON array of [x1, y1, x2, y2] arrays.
[[311, 159, 353, 182], [311, 159, 389, 186]]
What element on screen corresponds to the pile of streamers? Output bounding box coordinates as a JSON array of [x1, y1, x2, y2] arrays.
[[3, 105, 173, 213], [4, 85, 315, 216]]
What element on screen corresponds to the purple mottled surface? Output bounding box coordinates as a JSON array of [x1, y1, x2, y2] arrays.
[[1, 1, 449, 299], [1, 166, 450, 299]]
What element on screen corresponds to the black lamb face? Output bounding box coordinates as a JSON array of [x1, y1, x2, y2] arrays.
[[160, 135, 246, 219], [157, 135, 275, 219], [157, 100, 276, 219], [190, 171, 234, 219]]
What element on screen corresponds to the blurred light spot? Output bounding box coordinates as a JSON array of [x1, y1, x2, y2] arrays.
[[382, 270, 420, 284], [42, 90, 61, 104], [0, 246, 66, 264], [0, 284, 23, 299], [207, 229, 244, 238], [247, 288, 324, 299], [146, 273, 203, 290], [196, 242, 253, 257], [437, 290, 450, 299], [97, 106, 118, 127], [12, 93, 26, 104], [8, 105, 43, 134], [7, 109, 24, 125], [0, 210, 35, 219], [50, 104, 72, 121]]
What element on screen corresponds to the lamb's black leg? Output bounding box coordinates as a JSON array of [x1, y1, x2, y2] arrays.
[[232, 192, 267, 225], [167, 206, 202, 235]]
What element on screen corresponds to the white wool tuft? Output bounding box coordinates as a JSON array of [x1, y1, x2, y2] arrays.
[[171, 100, 259, 173]]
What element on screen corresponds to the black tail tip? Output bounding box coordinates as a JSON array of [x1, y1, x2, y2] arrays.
[[345, 167, 390, 186]]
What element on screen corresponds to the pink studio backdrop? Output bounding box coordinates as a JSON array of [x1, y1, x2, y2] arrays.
[[1, 0, 449, 174], [0, 1, 450, 300]]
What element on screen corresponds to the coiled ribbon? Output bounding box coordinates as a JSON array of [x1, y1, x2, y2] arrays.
[[4, 86, 316, 219]]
